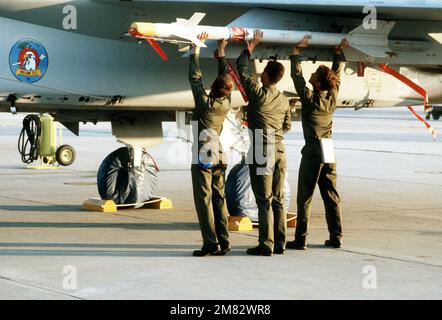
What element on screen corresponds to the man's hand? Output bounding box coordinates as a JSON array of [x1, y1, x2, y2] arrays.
[[197, 32, 209, 46], [292, 35, 309, 55], [246, 30, 263, 53], [335, 38, 349, 54], [192, 32, 209, 54], [217, 38, 228, 57]]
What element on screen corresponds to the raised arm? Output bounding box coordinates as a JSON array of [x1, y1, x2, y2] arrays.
[[331, 38, 349, 93], [236, 30, 265, 104], [189, 33, 209, 106], [189, 53, 207, 104], [290, 55, 313, 104], [290, 36, 312, 104], [216, 38, 232, 103], [217, 39, 229, 76]]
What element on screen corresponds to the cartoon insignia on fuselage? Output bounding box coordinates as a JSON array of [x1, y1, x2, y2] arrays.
[[9, 39, 49, 83]]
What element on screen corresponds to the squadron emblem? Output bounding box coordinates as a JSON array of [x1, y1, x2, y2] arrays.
[[9, 38, 48, 83]]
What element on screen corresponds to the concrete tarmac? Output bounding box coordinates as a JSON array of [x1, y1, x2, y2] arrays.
[[0, 108, 441, 300]]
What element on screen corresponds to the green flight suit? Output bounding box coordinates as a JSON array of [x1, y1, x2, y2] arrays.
[[189, 52, 231, 250], [290, 53, 344, 242], [237, 50, 292, 252]]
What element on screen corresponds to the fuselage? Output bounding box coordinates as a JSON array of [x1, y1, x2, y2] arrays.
[[0, 1, 441, 115]]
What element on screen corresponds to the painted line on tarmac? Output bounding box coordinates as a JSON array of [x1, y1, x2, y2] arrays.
[[0, 275, 84, 300], [337, 249, 442, 269], [342, 175, 442, 187], [336, 147, 442, 157], [0, 194, 60, 206], [284, 142, 442, 157]]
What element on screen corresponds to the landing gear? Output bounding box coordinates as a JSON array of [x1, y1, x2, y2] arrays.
[[97, 146, 159, 206], [83, 146, 170, 213], [426, 108, 441, 121]]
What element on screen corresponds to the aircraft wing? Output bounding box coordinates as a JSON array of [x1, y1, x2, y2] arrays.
[[0, 0, 441, 42], [96, 0, 442, 21]]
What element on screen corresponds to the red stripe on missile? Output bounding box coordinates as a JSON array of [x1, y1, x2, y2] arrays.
[[128, 27, 142, 38], [230, 27, 247, 43]]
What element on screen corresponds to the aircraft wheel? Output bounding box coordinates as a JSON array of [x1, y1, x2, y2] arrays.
[[425, 113, 431, 120], [56, 145, 76, 166], [433, 113, 440, 121]]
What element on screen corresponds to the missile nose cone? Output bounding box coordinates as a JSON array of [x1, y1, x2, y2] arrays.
[[130, 22, 156, 37]]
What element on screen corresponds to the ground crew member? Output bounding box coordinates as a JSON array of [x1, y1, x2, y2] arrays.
[[189, 33, 234, 257], [237, 30, 292, 256], [286, 37, 348, 250]]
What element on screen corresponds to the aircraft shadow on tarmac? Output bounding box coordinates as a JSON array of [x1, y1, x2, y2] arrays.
[[0, 221, 198, 231], [0, 242, 252, 258], [0, 205, 83, 212]]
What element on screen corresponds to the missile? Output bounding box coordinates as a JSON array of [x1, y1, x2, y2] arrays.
[[129, 12, 397, 59]]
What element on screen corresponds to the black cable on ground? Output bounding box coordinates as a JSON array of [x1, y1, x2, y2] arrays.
[[18, 115, 41, 164]]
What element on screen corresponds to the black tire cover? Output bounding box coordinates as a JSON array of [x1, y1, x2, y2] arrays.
[[97, 147, 158, 205]]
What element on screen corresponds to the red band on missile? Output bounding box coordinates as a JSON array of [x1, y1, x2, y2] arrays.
[[128, 27, 138, 37], [407, 106, 436, 141], [230, 27, 247, 42], [379, 63, 429, 111], [128, 27, 144, 38]]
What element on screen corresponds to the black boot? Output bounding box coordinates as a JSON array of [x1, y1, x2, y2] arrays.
[[324, 239, 342, 248], [273, 247, 286, 255], [286, 239, 307, 250], [246, 246, 272, 256], [215, 243, 231, 256], [193, 245, 221, 257]]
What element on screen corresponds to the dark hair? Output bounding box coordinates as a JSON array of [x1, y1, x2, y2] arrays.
[[316, 65, 338, 92], [264, 61, 285, 84], [210, 74, 234, 99]]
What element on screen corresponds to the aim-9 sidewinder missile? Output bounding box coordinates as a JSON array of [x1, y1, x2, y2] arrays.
[[128, 12, 397, 60]]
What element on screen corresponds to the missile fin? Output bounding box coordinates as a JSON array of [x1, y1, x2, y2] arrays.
[[190, 37, 207, 48], [349, 21, 396, 58], [349, 20, 396, 37], [351, 45, 391, 58], [188, 12, 206, 25], [178, 44, 191, 52], [172, 32, 207, 48], [176, 12, 206, 26], [181, 51, 191, 58]]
